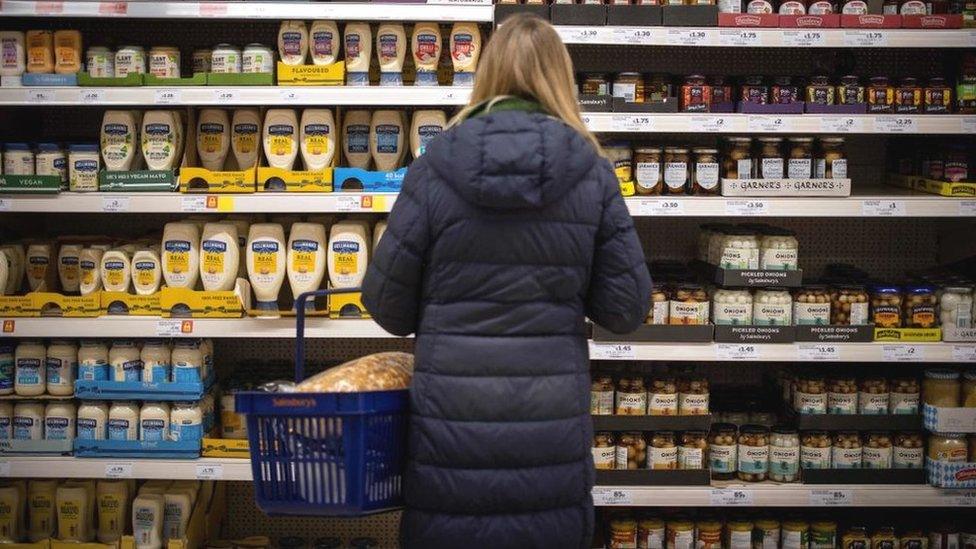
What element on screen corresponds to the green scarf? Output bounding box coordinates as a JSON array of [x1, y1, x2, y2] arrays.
[[468, 96, 547, 118]]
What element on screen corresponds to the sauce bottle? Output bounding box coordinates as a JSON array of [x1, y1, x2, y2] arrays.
[[342, 110, 372, 170], [196, 109, 230, 171], [449, 23, 481, 86], [300, 109, 336, 170], [376, 23, 406, 86], [343, 22, 372, 86], [132, 249, 162, 296], [26, 30, 53, 74], [310, 20, 339, 65], [370, 110, 406, 172], [161, 222, 201, 290], [262, 109, 299, 170], [277, 20, 309, 66], [287, 223, 327, 310], [410, 110, 446, 158], [200, 222, 240, 292], [246, 223, 286, 317], [412, 23, 442, 86], [231, 108, 261, 170]]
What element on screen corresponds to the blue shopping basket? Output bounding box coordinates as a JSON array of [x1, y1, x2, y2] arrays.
[[236, 289, 408, 517]]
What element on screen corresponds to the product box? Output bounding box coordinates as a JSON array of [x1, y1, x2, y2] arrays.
[[578, 94, 613, 112], [30, 292, 101, 317], [144, 72, 207, 86], [662, 5, 719, 26], [550, 4, 607, 25], [591, 323, 714, 343], [160, 279, 250, 318], [0, 438, 74, 456], [0, 174, 61, 194], [927, 458, 976, 488], [256, 153, 334, 192], [612, 97, 679, 113], [333, 167, 407, 193], [99, 169, 178, 192], [74, 437, 201, 459], [942, 326, 976, 342], [0, 295, 37, 317], [923, 404, 976, 433], [794, 324, 874, 343], [275, 61, 345, 86], [21, 73, 77, 86], [713, 325, 795, 343], [721, 178, 852, 197], [890, 174, 976, 198], [179, 110, 257, 193], [607, 5, 663, 26], [592, 415, 712, 432], [495, 4, 551, 24], [202, 437, 250, 458], [718, 13, 779, 27], [737, 101, 806, 114], [840, 14, 902, 27], [595, 469, 710, 486], [75, 377, 213, 401], [77, 72, 145, 87], [873, 327, 942, 342], [100, 291, 162, 316], [778, 14, 841, 27], [329, 290, 370, 319], [803, 468, 925, 484], [207, 72, 274, 86], [900, 14, 962, 27]]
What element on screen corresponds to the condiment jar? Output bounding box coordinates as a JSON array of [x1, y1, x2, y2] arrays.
[[795, 374, 828, 415], [753, 288, 793, 326], [842, 527, 870, 549], [903, 285, 938, 328], [794, 285, 831, 326], [771, 76, 800, 104], [963, 371, 976, 407], [669, 284, 709, 325], [678, 376, 709, 415], [648, 285, 670, 325], [760, 231, 798, 270], [769, 426, 800, 482], [634, 147, 663, 195], [923, 369, 961, 407], [649, 376, 678, 416], [648, 431, 678, 470], [781, 519, 811, 549], [615, 376, 647, 416], [924, 77, 952, 114], [680, 74, 711, 112], [837, 75, 865, 104], [590, 374, 614, 416], [893, 431, 924, 468], [787, 138, 814, 179], [741, 76, 769, 104], [806, 76, 835, 105], [831, 431, 862, 469], [691, 148, 720, 195], [638, 516, 665, 549], [940, 286, 974, 329], [581, 73, 608, 96], [757, 137, 784, 179], [678, 431, 707, 469], [611, 518, 639, 548], [868, 76, 894, 113], [737, 424, 769, 482], [709, 75, 732, 104], [697, 518, 722, 549], [889, 377, 920, 415], [726, 519, 756, 549], [928, 432, 968, 462], [831, 284, 869, 325], [605, 142, 633, 187], [646, 73, 672, 102], [718, 231, 759, 270], [827, 376, 858, 414], [753, 518, 780, 549], [613, 72, 645, 103], [858, 377, 889, 415], [712, 288, 753, 326], [708, 423, 737, 480], [668, 518, 695, 549], [862, 431, 893, 469], [663, 147, 689, 194], [615, 431, 647, 470], [895, 77, 923, 114], [723, 137, 753, 179], [801, 430, 832, 470], [871, 285, 903, 328], [816, 137, 847, 179], [593, 432, 615, 470]]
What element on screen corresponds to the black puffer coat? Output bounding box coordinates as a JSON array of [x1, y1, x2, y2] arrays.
[[362, 104, 651, 549]]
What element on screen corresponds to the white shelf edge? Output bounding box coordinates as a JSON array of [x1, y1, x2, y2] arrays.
[[0, 1, 495, 21], [0, 317, 398, 339], [1, 456, 253, 481], [589, 340, 973, 362], [582, 113, 976, 134]]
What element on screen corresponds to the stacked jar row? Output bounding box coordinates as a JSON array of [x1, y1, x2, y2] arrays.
[[789, 373, 920, 415], [592, 430, 710, 471], [699, 224, 800, 271], [591, 375, 709, 416]]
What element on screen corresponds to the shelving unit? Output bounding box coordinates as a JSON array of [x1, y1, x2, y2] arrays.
[[582, 112, 976, 134], [588, 340, 975, 362]]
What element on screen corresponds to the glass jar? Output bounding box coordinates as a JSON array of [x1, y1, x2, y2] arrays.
[[859, 377, 890, 415], [903, 285, 938, 328], [928, 432, 968, 462], [862, 431, 893, 469], [670, 284, 709, 326], [868, 76, 895, 114], [900, 529, 927, 549], [893, 431, 925, 468], [794, 374, 827, 415], [781, 520, 810, 549], [712, 288, 753, 326], [649, 377, 678, 416], [794, 285, 831, 326], [611, 518, 639, 548], [963, 371, 976, 407], [678, 430, 707, 469], [787, 138, 814, 179], [605, 142, 633, 185], [769, 426, 800, 482], [648, 431, 678, 470], [616, 431, 647, 470], [634, 147, 664, 196], [680, 74, 711, 112], [923, 369, 960, 407], [832, 431, 862, 469], [806, 76, 835, 105], [816, 137, 848, 179], [663, 147, 690, 194], [648, 285, 670, 325], [613, 72, 645, 103], [940, 286, 974, 329], [691, 148, 720, 195], [697, 519, 723, 549], [678, 377, 709, 415], [593, 432, 616, 470], [871, 528, 898, 549], [709, 75, 732, 105], [718, 232, 760, 270], [772, 76, 801, 104], [924, 77, 952, 114], [842, 527, 870, 549], [801, 430, 832, 470], [591, 374, 614, 416], [582, 73, 609, 96], [724, 519, 754, 549], [895, 77, 923, 114], [871, 285, 903, 328], [837, 75, 865, 105], [723, 137, 753, 179], [889, 377, 920, 415], [828, 376, 858, 415], [616, 376, 648, 416], [737, 425, 769, 482], [760, 231, 798, 270], [638, 516, 665, 549], [645, 73, 672, 103], [754, 288, 793, 326], [757, 137, 784, 179], [668, 519, 695, 549], [708, 423, 737, 480], [832, 284, 870, 325], [741, 75, 769, 104]]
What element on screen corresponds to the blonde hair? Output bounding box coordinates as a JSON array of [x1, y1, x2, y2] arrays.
[[451, 14, 603, 155]]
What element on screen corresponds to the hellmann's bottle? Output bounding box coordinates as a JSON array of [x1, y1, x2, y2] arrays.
[[300, 109, 336, 171], [287, 222, 327, 311], [376, 22, 406, 86], [449, 22, 481, 87], [327, 221, 370, 290], [246, 223, 286, 317], [411, 22, 441, 86], [410, 109, 446, 158], [342, 110, 372, 170], [370, 110, 406, 172], [200, 222, 240, 292], [161, 222, 201, 290], [343, 22, 371, 86]]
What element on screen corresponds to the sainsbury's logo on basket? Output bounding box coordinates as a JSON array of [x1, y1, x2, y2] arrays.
[[273, 397, 317, 408]]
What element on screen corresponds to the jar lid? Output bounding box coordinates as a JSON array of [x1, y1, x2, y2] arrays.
[[37, 142, 62, 152], [927, 77, 947, 86], [905, 284, 935, 294], [758, 137, 783, 143], [5, 142, 30, 151], [692, 147, 718, 154], [119, 45, 144, 50], [69, 143, 98, 152], [314, 538, 343, 549], [838, 283, 866, 291], [870, 76, 890, 84], [245, 42, 271, 49], [727, 136, 752, 143], [789, 137, 814, 143], [761, 286, 790, 292], [810, 75, 831, 83], [871, 284, 901, 294], [773, 76, 793, 84], [635, 146, 663, 154], [924, 368, 960, 380], [772, 425, 798, 435], [214, 43, 238, 49], [821, 137, 845, 144], [932, 432, 966, 438], [900, 77, 919, 86], [943, 286, 973, 293], [741, 424, 768, 434], [87, 45, 111, 51], [743, 75, 764, 84], [654, 430, 675, 436], [618, 71, 640, 77], [667, 147, 689, 153]]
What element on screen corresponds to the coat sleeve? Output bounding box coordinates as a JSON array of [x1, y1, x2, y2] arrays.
[[585, 164, 653, 334], [361, 159, 431, 337]]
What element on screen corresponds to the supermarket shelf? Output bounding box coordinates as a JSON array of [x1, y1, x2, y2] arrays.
[[582, 112, 976, 134], [557, 26, 976, 48], [0, 317, 397, 338], [0, 86, 472, 106], [588, 340, 976, 362], [0, 456, 253, 480], [0, 192, 399, 214], [0, 1, 494, 21]]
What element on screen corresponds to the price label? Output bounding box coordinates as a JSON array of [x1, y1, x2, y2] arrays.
[[668, 29, 710, 46], [154, 89, 181, 104], [2, 320, 15, 334], [0, 461, 9, 476], [716, 344, 759, 360], [198, 2, 229, 16], [195, 463, 224, 480], [875, 116, 917, 133], [611, 115, 652, 132], [638, 199, 684, 216], [861, 199, 906, 216], [962, 117, 976, 134], [882, 344, 924, 362], [797, 344, 839, 361], [79, 89, 105, 104], [952, 345, 976, 362], [180, 195, 208, 212], [592, 488, 632, 505], [719, 29, 761, 46], [156, 319, 193, 337], [334, 195, 361, 212], [946, 490, 976, 506], [98, 1, 128, 15], [213, 89, 237, 103], [27, 89, 55, 103], [279, 89, 303, 102], [844, 30, 888, 47], [101, 196, 130, 212], [439, 89, 460, 103], [748, 116, 791, 133], [820, 116, 864, 133], [0, 199, 11, 212], [34, 1, 64, 14], [809, 489, 853, 506], [589, 343, 636, 360], [783, 30, 825, 47], [613, 27, 657, 45], [691, 115, 729, 133], [710, 489, 754, 506], [561, 27, 600, 43], [104, 462, 133, 478], [725, 199, 768, 216]]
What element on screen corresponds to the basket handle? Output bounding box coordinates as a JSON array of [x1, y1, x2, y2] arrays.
[[294, 288, 362, 383]]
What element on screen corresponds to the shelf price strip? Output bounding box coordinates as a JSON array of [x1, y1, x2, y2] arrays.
[[710, 489, 754, 505], [592, 488, 632, 505], [196, 463, 224, 480], [105, 462, 133, 478], [589, 343, 636, 360], [809, 489, 854, 506]]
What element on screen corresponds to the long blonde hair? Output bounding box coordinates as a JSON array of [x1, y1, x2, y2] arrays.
[[451, 14, 602, 155]]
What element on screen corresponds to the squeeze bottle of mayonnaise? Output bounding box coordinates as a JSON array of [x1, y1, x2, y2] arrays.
[[410, 109, 447, 158], [277, 21, 308, 66], [412, 23, 441, 86], [262, 109, 299, 171], [0, 250, 8, 297], [26, 242, 55, 292], [0, 244, 24, 295], [327, 221, 369, 290], [231, 108, 261, 171], [79, 247, 104, 296], [58, 243, 82, 294], [342, 110, 372, 170], [100, 249, 132, 293], [376, 23, 406, 86], [300, 109, 336, 171], [200, 222, 239, 291], [370, 110, 406, 172], [310, 20, 339, 66], [196, 109, 230, 171], [450, 23, 481, 87], [132, 249, 162, 295], [246, 223, 286, 317], [343, 22, 371, 86], [161, 222, 200, 290], [287, 223, 327, 310]]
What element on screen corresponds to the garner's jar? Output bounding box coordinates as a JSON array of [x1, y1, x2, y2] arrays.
[[815, 137, 847, 179], [787, 138, 814, 179], [757, 137, 784, 179], [663, 147, 690, 194], [692, 148, 720, 195], [634, 147, 664, 196], [724, 137, 753, 179], [590, 374, 614, 415]]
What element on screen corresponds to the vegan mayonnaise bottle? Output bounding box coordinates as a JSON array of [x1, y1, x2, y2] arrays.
[[287, 223, 327, 310], [101, 110, 140, 172], [247, 223, 286, 317], [141, 110, 180, 171]]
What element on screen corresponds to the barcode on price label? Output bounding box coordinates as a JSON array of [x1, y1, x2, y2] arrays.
[[592, 488, 632, 505], [196, 464, 224, 480], [716, 344, 759, 360], [882, 345, 923, 361], [589, 343, 636, 360], [156, 319, 192, 337], [334, 196, 361, 212], [710, 489, 754, 505], [105, 462, 133, 478], [181, 196, 208, 212], [638, 199, 684, 216], [279, 89, 302, 102], [809, 489, 853, 506], [946, 490, 976, 506], [797, 344, 839, 361], [962, 117, 976, 134]]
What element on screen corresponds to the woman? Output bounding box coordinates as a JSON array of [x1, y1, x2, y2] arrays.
[[362, 14, 651, 549]]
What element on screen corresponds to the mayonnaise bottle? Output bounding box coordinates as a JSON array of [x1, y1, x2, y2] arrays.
[[263, 109, 299, 171], [96, 480, 129, 543], [170, 401, 203, 442], [132, 493, 165, 549], [300, 109, 336, 171], [163, 489, 193, 542], [196, 109, 230, 171], [247, 223, 286, 316], [0, 484, 23, 542], [412, 23, 442, 86], [110, 340, 143, 383], [44, 400, 76, 441], [132, 249, 162, 295], [78, 340, 109, 382], [26, 30, 53, 74], [57, 243, 82, 294], [77, 400, 108, 440], [0, 250, 8, 297], [171, 339, 203, 384], [0, 244, 24, 295], [14, 401, 44, 440], [342, 110, 372, 170], [100, 249, 132, 293], [56, 484, 93, 542], [108, 401, 139, 441], [28, 479, 57, 542], [162, 222, 201, 290], [101, 110, 140, 172], [0, 400, 11, 437], [410, 109, 447, 158], [231, 108, 261, 170], [15, 339, 46, 397], [26, 242, 55, 292], [309, 20, 339, 65], [79, 247, 104, 296], [328, 221, 370, 289], [376, 23, 406, 86], [373, 220, 388, 250], [370, 110, 406, 172], [140, 402, 170, 442], [140, 340, 171, 384], [224, 216, 251, 278], [46, 339, 77, 396], [450, 23, 481, 86], [277, 20, 308, 66], [200, 222, 240, 291], [343, 22, 371, 86], [287, 223, 327, 309], [141, 110, 180, 171]]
